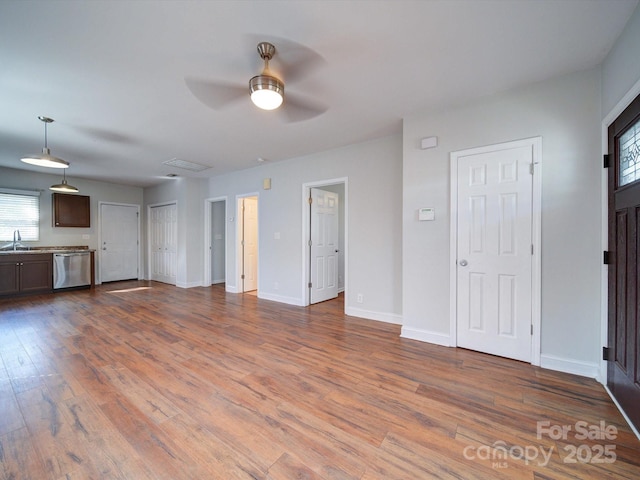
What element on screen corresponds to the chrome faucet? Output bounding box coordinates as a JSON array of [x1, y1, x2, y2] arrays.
[[12, 230, 21, 251]]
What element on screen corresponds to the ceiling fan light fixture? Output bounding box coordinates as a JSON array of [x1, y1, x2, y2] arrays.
[[21, 116, 69, 169], [249, 75, 284, 110]]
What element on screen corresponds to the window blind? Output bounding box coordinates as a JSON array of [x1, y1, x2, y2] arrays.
[[0, 188, 41, 241]]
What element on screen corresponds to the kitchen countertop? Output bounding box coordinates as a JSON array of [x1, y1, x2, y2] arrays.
[[0, 246, 94, 255]]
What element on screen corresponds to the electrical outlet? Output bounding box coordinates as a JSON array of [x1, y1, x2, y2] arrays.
[[357, 294, 363, 304]]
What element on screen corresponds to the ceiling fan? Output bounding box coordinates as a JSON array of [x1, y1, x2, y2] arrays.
[[186, 38, 327, 123]]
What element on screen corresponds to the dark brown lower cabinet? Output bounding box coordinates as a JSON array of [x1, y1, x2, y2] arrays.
[[0, 254, 52, 296]]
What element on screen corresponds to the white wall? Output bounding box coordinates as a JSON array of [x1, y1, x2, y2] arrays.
[[602, 4, 640, 116], [208, 135, 403, 322], [0, 166, 143, 281], [402, 68, 603, 376]]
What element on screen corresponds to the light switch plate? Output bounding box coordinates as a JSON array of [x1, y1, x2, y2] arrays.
[[419, 207, 435, 221]]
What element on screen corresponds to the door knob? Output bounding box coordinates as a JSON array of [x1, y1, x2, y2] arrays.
[[459, 259, 468, 266]]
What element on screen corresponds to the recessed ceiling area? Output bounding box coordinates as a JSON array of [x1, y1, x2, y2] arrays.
[[0, 0, 637, 187]]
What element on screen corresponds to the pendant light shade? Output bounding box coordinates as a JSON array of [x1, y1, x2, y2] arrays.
[[21, 116, 69, 169], [50, 168, 78, 193]]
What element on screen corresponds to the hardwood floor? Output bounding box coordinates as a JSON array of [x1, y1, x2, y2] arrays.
[[0, 281, 638, 479]]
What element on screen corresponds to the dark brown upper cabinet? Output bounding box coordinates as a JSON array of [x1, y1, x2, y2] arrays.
[[52, 193, 91, 227]]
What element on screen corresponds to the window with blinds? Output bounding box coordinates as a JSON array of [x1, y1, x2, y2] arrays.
[[0, 188, 40, 241]]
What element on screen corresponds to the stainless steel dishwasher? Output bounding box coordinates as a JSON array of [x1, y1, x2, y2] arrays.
[[53, 252, 92, 289]]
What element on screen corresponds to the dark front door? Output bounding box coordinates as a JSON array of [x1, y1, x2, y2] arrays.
[[608, 93, 640, 431]]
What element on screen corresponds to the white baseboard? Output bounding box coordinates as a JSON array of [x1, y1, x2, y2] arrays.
[[400, 326, 451, 346], [225, 285, 239, 294], [540, 354, 599, 378], [212, 278, 225, 284], [258, 291, 305, 306], [345, 306, 402, 325], [176, 280, 203, 289]]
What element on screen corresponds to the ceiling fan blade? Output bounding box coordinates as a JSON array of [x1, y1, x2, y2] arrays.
[[244, 35, 326, 84], [185, 77, 247, 110], [280, 92, 328, 123], [279, 48, 326, 84]]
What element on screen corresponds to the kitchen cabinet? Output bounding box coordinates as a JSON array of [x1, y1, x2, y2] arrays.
[[52, 193, 91, 227], [0, 254, 53, 296]]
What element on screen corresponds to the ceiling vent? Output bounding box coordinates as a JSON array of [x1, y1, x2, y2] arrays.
[[162, 158, 210, 172]]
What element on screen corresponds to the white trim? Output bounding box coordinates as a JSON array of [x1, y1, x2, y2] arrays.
[[345, 306, 402, 325], [97, 201, 141, 285], [0, 187, 40, 196], [400, 327, 451, 346], [301, 177, 348, 308], [258, 291, 305, 306], [604, 386, 640, 441], [540, 354, 599, 379], [203, 196, 227, 287], [176, 280, 203, 289], [449, 137, 542, 366]]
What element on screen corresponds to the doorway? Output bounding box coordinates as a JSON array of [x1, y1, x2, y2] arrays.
[[237, 195, 258, 293], [99, 202, 140, 283], [203, 197, 227, 287], [607, 92, 640, 431], [303, 179, 347, 306], [450, 138, 541, 364]]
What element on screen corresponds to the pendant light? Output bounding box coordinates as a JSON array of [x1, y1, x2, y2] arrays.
[[50, 168, 78, 193], [21, 116, 69, 169]]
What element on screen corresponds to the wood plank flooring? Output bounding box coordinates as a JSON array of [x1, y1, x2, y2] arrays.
[[0, 280, 638, 479]]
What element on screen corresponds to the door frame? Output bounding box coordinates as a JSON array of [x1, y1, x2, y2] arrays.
[[203, 196, 228, 287], [601, 79, 640, 439], [601, 78, 640, 388], [235, 193, 259, 294], [302, 177, 348, 307], [98, 201, 141, 285], [449, 137, 542, 366]]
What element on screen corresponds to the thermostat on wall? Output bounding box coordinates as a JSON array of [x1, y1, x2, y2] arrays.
[[418, 207, 435, 221]]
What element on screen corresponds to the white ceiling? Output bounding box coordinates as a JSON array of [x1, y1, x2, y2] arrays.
[[1, 0, 637, 187]]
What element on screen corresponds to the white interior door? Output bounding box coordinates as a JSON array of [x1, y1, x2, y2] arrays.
[[240, 197, 258, 292], [100, 203, 139, 282], [149, 203, 177, 285], [310, 188, 339, 304], [455, 142, 533, 362]]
